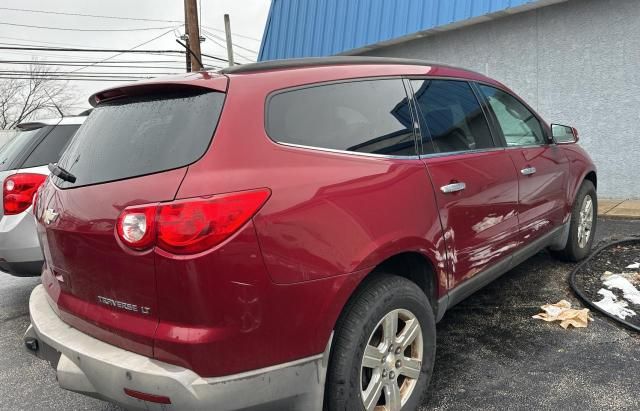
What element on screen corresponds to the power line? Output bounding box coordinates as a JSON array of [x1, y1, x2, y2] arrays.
[[68, 27, 181, 73], [0, 21, 179, 32], [0, 6, 183, 23], [201, 29, 258, 54], [0, 50, 108, 60], [0, 50, 172, 62], [0, 61, 189, 70], [0, 76, 144, 82], [0, 45, 186, 54], [0, 73, 149, 79], [0, 59, 187, 64], [202, 25, 261, 42], [0, 36, 101, 49], [200, 54, 234, 65], [193, 43, 246, 63], [0, 7, 263, 41], [201, 32, 255, 63], [1, 70, 182, 76], [0, 72, 152, 79]]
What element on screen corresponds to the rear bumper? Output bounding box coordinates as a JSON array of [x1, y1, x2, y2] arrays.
[[25, 285, 330, 410], [0, 208, 43, 276]]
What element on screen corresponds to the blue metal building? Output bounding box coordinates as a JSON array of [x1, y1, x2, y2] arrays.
[[258, 0, 564, 61]]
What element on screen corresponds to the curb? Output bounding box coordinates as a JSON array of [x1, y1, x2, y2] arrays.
[[598, 199, 640, 220], [598, 213, 640, 220]]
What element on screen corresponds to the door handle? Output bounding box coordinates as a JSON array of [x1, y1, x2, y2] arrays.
[[440, 182, 466, 194], [521, 166, 537, 176]]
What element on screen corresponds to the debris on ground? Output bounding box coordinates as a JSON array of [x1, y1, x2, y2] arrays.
[[626, 262, 639, 269], [532, 300, 592, 328]]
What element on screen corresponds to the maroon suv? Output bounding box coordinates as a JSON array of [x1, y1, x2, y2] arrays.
[[25, 57, 597, 411]]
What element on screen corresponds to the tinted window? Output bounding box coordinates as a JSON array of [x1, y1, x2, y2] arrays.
[[22, 125, 79, 168], [411, 80, 494, 154], [478, 85, 545, 146], [0, 127, 45, 171], [54, 91, 225, 188], [267, 79, 416, 156]]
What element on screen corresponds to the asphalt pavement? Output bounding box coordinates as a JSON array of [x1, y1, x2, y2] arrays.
[[0, 218, 638, 410]]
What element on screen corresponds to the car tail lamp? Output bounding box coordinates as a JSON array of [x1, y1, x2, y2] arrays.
[[116, 188, 271, 255], [3, 173, 47, 215], [116, 206, 157, 250]]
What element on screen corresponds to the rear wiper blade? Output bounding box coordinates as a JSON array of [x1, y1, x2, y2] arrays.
[[48, 163, 76, 183]]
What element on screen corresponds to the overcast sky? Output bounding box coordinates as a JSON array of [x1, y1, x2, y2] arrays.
[[0, 0, 271, 111]]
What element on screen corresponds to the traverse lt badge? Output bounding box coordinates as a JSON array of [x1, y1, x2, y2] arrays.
[[43, 209, 59, 225]]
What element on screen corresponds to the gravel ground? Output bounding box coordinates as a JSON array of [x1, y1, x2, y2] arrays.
[[0, 218, 638, 410]]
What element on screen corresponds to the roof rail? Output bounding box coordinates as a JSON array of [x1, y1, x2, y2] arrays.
[[220, 56, 464, 75]]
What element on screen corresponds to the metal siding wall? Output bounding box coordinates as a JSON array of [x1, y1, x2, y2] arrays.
[[259, 0, 538, 60]]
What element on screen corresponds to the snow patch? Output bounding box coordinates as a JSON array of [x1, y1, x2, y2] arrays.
[[593, 289, 637, 320], [602, 274, 640, 305]]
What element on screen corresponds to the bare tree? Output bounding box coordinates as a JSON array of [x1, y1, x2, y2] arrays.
[[0, 63, 74, 130]]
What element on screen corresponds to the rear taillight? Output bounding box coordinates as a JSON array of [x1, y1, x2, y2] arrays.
[[116, 206, 157, 250], [116, 188, 271, 255], [3, 173, 47, 215]]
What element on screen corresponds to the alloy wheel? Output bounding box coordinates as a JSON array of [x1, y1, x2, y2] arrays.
[[360, 308, 423, 411], [577, 195, 594, 249]]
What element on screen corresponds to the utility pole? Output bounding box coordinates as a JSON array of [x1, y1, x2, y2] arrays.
[[224, 14, 234, 67], [184, 0, 202, 71], [182, 2, 191, 72]]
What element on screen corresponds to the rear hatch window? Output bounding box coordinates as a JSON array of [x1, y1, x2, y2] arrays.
[[53, 90, 225, 188]]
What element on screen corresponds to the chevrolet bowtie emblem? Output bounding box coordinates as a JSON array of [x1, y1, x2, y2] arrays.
[[43, 209, 59, 225]]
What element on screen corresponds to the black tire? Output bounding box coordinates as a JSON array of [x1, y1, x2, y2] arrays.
[[325, 274, 436, 411], [552, 180, 597, 262]]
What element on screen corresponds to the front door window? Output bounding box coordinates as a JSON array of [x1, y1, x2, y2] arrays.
[[478, 85, 545, 147]]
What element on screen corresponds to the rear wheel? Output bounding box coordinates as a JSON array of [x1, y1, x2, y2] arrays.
[[552, 180, 597, 262], [326, 275, 435, 411]]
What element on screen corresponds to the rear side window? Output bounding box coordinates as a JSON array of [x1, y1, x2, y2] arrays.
[[267, 79, 416, 156], [411, 80, 494, 154], [54, 91, 225, 188], [22, 125, 79, 168]]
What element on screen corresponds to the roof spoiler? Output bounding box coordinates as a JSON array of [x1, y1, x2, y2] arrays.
[[15, 122, 48, 131], [89, 74, 228, 107]]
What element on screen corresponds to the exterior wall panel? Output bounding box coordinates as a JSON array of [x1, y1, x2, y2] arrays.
[[360, 0, 639, 198]]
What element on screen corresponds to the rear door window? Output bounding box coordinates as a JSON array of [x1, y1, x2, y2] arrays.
[[22, 125, 79, 168], [54, 90, 225, 188], [411, 80, 495, 154], [266, 79, 416, 156]]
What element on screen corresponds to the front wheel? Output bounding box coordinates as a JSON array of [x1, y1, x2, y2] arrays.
[[552, 180, 597, 262], [325, 274, 436, 411]]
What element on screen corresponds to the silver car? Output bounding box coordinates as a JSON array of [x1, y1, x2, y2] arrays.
[[0, 116, 85, 276]]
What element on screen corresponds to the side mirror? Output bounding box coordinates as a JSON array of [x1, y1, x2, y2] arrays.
[[551, 124, 579, 144]]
